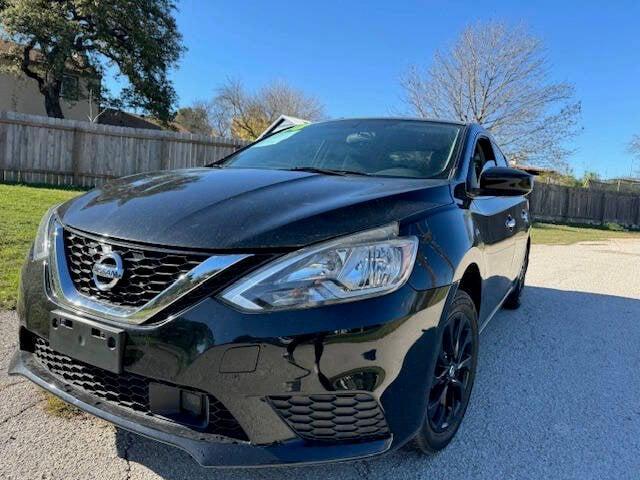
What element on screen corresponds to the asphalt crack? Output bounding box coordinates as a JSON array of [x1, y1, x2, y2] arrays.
[[0, 380, 27, 392], [121, 431, 133, 480], [0, 398, 45, 427]]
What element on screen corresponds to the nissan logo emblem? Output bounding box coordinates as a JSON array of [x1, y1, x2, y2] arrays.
[[92, 251, 124, 291]]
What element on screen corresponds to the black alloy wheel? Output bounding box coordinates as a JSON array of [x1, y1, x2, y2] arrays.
[[414, 289, 478, 453], [428, 309, 474, 432]]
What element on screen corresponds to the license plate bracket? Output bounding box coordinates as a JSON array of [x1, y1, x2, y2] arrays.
[[48, 310, 125, 374]]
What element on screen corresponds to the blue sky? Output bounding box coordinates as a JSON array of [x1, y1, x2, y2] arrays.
[[139, 0, 640, 178]]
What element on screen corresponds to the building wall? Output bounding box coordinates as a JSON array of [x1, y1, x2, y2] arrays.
[[0, 72, 92, 121]]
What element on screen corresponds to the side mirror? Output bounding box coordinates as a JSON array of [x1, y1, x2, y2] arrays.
[[477, 167, 533, 196]]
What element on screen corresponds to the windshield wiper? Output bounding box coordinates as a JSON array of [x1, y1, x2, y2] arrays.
[[288, 166, 372, 177]]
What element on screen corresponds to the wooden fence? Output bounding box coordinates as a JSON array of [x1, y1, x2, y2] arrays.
[[529, 182, 640, 229], [0, 111, 247, 187], [1, 110, 639, 229]]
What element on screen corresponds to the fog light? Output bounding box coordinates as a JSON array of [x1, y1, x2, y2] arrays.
[[149, 383, 208, 428], [181, 390, 204, 417]]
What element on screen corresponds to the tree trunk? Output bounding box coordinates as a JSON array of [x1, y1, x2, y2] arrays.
[[43, 82, 64, 119]]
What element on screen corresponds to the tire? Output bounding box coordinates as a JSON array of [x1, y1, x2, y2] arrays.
[[414, 289, 479, 454], [503, 244, 529, 310]]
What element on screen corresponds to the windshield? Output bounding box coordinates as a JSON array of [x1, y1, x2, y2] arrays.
[[221, 119, 462, 179]]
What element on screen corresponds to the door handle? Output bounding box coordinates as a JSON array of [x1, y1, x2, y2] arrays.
[[505, 216, 516, 231]]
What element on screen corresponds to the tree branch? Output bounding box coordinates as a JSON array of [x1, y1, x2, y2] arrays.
[[20, 42, 44, 91]]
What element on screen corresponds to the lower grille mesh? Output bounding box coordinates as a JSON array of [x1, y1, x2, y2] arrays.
[[268, 393, 390, 442], [33, 337, 247, 440]]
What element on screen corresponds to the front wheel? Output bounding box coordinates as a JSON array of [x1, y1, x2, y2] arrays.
[[414, 289, 479, 454]]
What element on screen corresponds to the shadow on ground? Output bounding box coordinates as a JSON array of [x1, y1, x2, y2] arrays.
[[114, 286, 640, 480]]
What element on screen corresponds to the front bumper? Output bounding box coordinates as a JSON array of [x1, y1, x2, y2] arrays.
[[10, 256, 451, 467], [9, 350, 392, 467]]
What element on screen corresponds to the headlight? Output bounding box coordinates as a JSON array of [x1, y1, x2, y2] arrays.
[[220, 223, 418, 312], [32, 205, 59, 261]]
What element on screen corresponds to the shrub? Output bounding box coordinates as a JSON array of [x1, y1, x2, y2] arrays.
[[604, 222, 626, 232]]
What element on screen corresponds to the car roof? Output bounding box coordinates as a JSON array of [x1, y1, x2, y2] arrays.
[[311, 117, 471, 128]]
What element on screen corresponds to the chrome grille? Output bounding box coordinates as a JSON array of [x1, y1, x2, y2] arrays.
[[63, 229, 207, 308]]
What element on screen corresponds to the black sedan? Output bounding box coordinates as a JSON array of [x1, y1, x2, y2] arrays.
[[10, 118, 532, 467]]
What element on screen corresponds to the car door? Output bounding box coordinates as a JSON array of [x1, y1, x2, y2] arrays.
[[467, 136, 517, 316]]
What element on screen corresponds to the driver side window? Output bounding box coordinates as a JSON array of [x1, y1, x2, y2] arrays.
[[468, 137, 496, 190]]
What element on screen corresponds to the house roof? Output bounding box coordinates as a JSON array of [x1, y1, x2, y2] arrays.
[[606, 177, 640, 184], [98, 109, 163, 130], [512, 164, 559, 176], [98, 108, 192, 132]]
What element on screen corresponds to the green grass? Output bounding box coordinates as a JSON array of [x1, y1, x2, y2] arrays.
[[43, 392, 83, 419], [0, 183, 82, 309], [531, 222, 640, 245], [2, 182, 640, 309]]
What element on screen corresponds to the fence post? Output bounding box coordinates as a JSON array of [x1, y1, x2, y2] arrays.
[[600, 191, 607, 225], [0, 111, 7, 173], [563, 185, 571, 220], [70, 127, 82, 186], [160, 137, 170, 170]]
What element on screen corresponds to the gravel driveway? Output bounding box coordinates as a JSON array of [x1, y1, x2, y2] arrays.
[[1, 240, 639, 480]]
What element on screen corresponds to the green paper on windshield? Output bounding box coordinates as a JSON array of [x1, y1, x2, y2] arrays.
[[255, 124, 308, 147]]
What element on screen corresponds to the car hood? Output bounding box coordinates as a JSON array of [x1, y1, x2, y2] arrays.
[[58, 168, 453, 250]]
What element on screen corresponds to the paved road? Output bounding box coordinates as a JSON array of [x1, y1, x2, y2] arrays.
[[1, 240, 639, 479]]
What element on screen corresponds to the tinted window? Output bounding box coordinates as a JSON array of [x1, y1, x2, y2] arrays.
[[469, 138, 497, 188], [222, 119, 462, 179]]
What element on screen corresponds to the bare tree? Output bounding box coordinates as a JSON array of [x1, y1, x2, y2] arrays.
[[400, 22, 581, 169], [627, 134, 640, 177], [208, 78, 325, 140], [86, 87, 109, 123]]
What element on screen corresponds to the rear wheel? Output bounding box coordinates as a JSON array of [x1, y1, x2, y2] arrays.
[[503, 244, 529, 310], [414, 289, 478, 454]]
